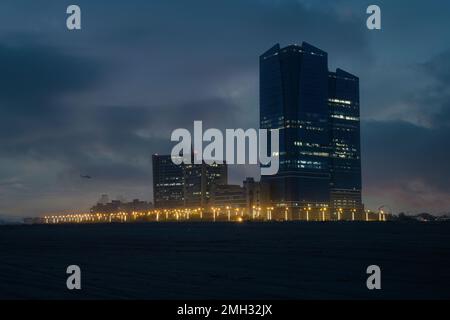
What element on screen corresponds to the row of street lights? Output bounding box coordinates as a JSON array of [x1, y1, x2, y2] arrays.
[[44, 206, 387, 224]]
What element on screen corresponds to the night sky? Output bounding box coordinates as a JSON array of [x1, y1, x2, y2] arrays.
[[0, 0, 449, 216]]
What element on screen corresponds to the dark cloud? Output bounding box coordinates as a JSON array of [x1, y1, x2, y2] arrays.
[[0, 43, 103, 108], [369, 49, 450, 129], [417, 50, 450, 128], [0, 42, 106, 158], [361, 48, 450, 212], [422, 50, 450, 83], [363, 120, 450, 212]]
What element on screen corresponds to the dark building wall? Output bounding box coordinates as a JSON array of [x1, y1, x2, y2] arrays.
[[152, 154, 184, 208], [184, 162, 228, 208], [183, 163, 204, 208], [153, 154, 227, 209], [210, 184, 246, 208], [260, 42, 331, 208], [243, 177, 269, 214], [328, 69, 363, 214]]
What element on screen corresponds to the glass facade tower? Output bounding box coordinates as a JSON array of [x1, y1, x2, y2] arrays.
[[260, 42, 362, 216], [328, 69, 363, 215]]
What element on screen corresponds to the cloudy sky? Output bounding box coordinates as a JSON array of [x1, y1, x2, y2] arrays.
[[0, 0, 449, 216]]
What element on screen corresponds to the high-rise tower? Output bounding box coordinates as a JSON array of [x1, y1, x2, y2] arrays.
[[328, 69, 363, 216], [260, 42, 362, 216]]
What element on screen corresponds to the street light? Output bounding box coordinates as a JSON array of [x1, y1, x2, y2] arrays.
[[266, 207, 273, 221], [305, 206, 311, 221], [319, 208, 326, 221]]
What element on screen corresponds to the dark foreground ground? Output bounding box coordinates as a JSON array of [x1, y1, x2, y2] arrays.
[[0, 222, 449, 299]]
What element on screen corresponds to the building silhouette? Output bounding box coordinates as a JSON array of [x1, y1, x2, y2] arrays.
[[152, 154, 227, 209], [210, 184, 247, 209], [183, 161, 228, 208], [260, 42, 362, 216], [243, 177, 269, 214], [328, 69, 363, 215], [90, 198, 153, 214], [152, 154, 184, 208]]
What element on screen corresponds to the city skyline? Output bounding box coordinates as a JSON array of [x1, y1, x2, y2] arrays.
[[1, 0, 450, 216], [144, 41, 362, 221]]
